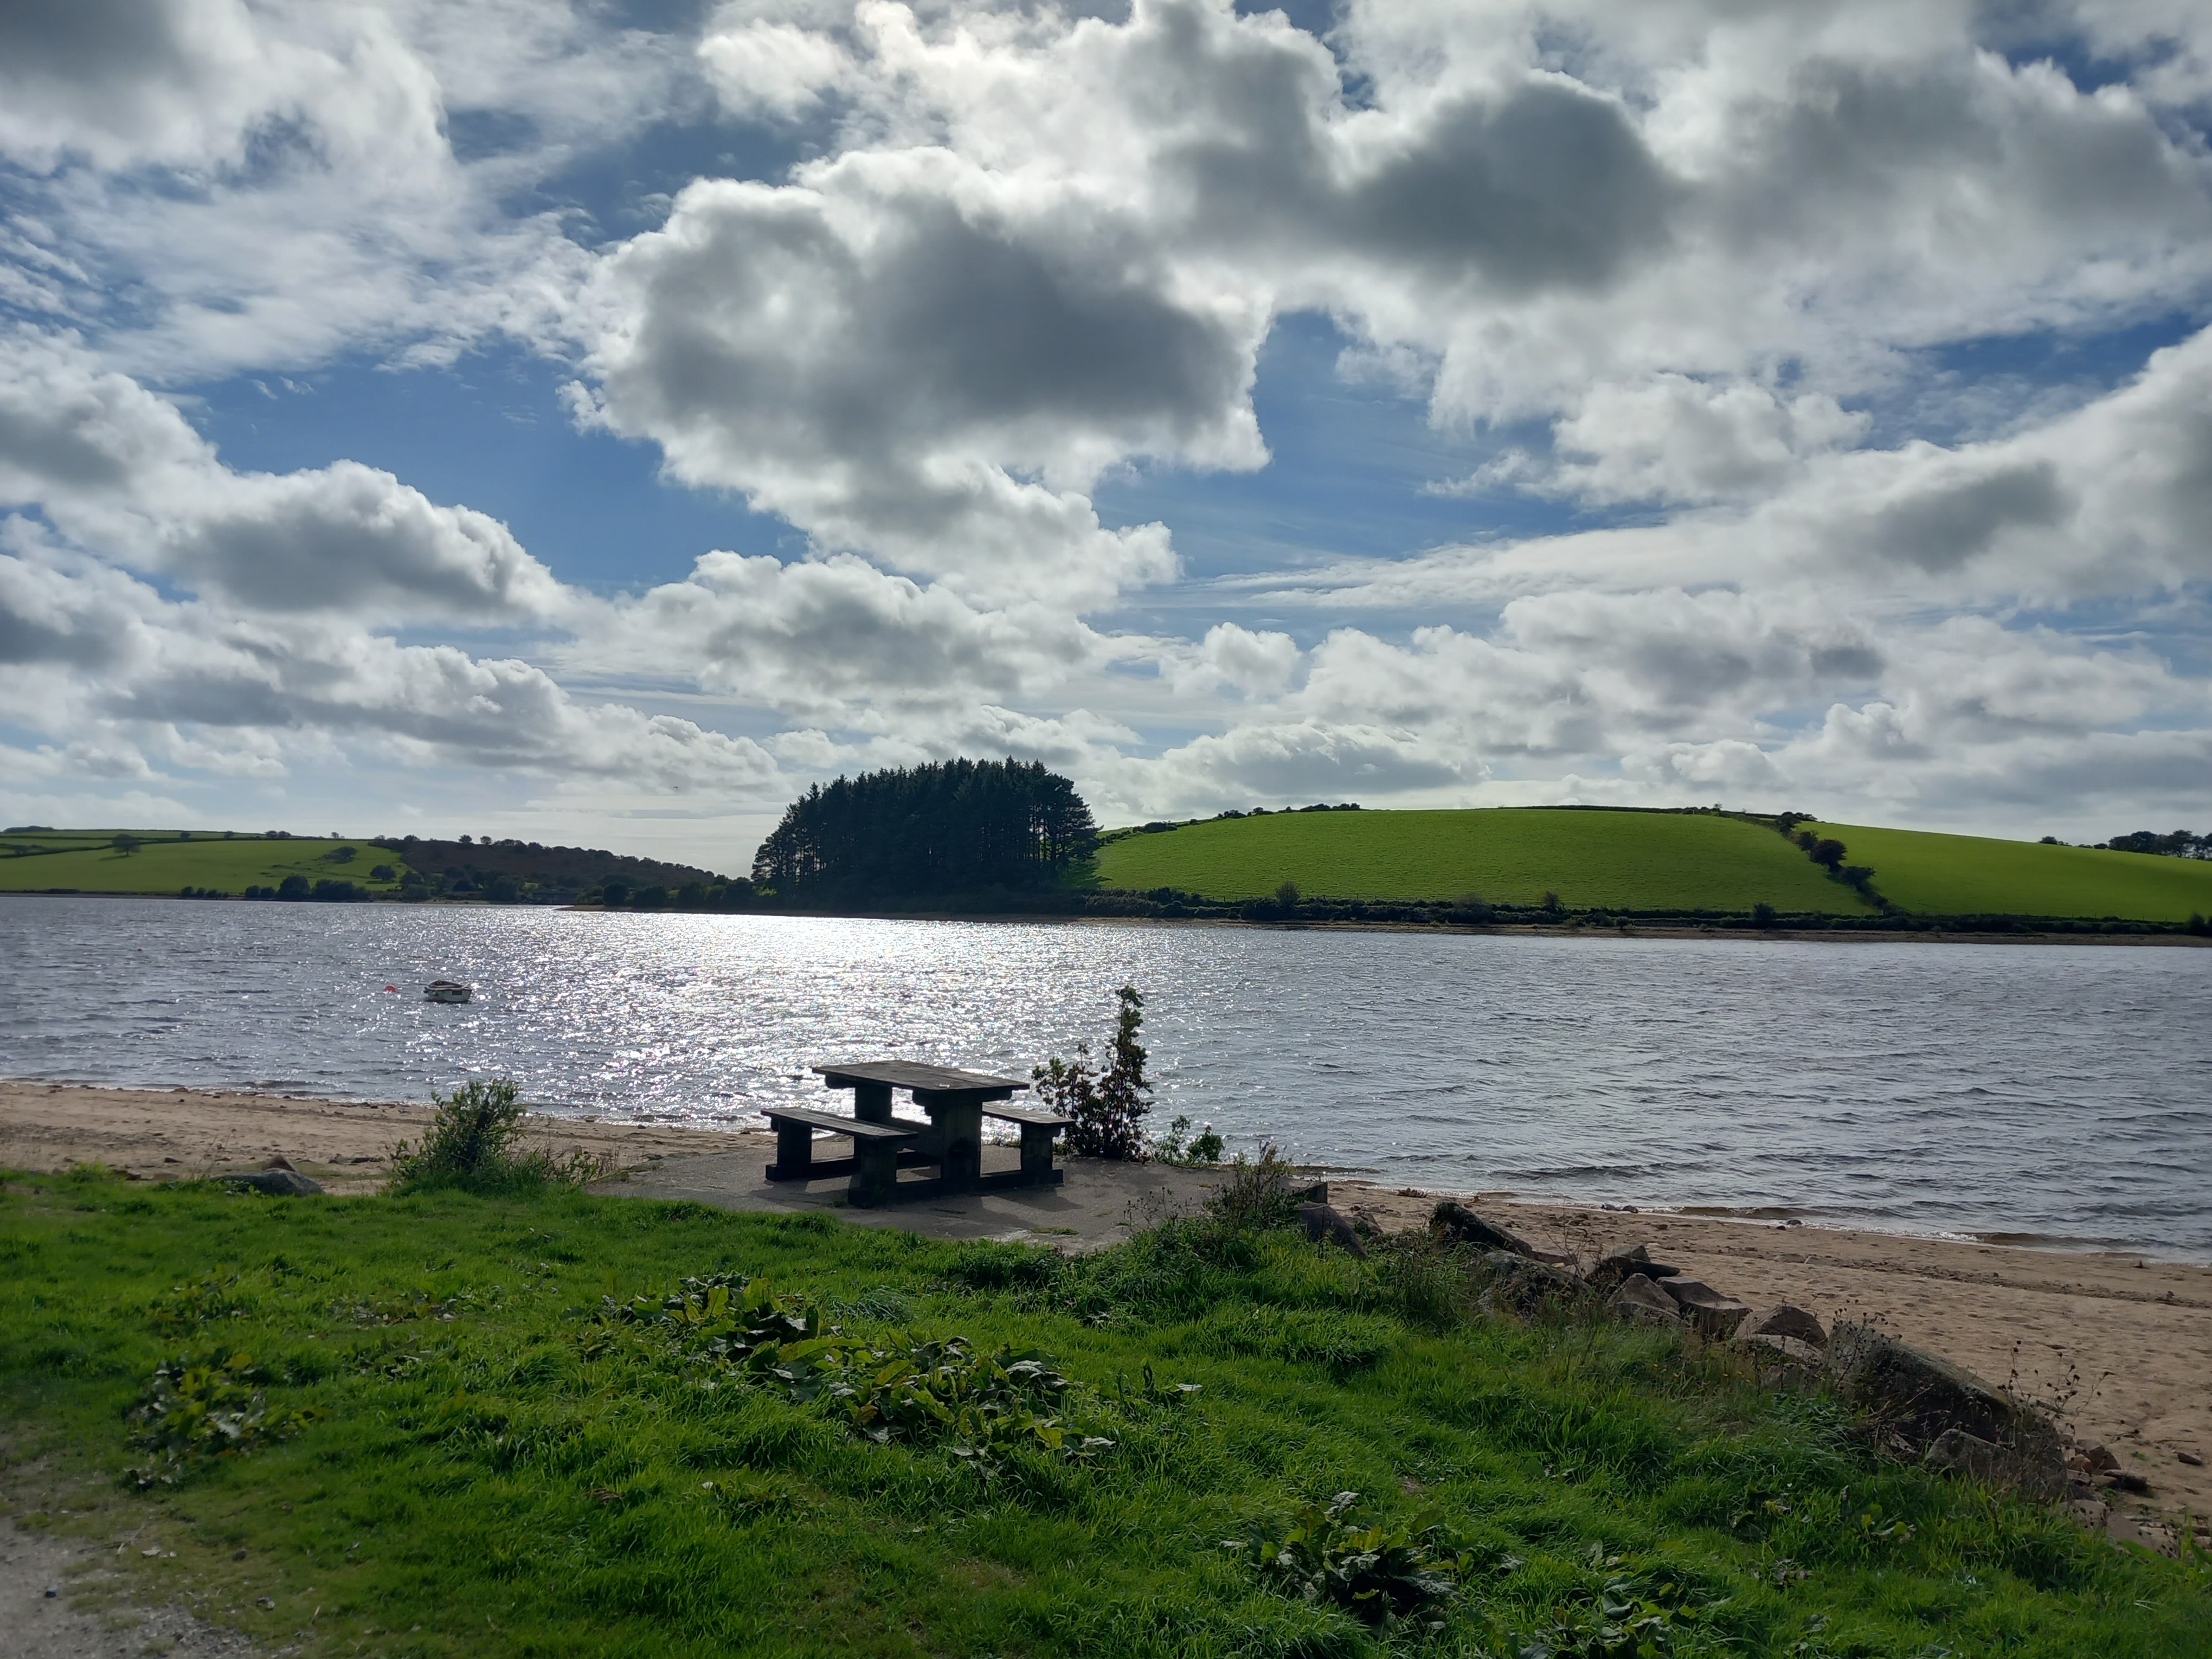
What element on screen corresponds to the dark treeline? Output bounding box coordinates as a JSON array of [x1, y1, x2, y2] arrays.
[[752, 759, 1098, 897], [2098, 828, 2210, 859]]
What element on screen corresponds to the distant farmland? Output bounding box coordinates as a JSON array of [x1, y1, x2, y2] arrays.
[[1094, 807, 2212, 921], [1806, 821, 2212, 921], [1094, 808, 1875, 914], [0, 831, 409, 896]]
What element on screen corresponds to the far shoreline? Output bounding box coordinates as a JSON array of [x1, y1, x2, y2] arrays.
[[5, 888, 2207, 946]]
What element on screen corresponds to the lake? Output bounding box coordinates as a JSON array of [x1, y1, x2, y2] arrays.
[[3, 897, 2207, 1255]]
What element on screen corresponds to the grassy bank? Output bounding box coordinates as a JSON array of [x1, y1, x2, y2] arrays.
[[0, 832, 408, 897], [1094, 809, 2212, 923], [4, 1170, 2204, 1657]]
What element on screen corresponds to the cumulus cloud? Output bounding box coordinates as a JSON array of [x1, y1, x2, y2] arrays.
[[0, 331, 567, 623]]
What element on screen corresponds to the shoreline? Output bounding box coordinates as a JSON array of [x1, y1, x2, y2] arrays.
[[5, 889, 2205, 946], [4, 1080, 2207, 1540]]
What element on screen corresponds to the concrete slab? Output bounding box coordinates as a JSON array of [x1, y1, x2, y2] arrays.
[[595, 1135, 1226, 1250]]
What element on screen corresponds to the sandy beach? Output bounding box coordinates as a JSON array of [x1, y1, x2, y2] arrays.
[[3, 1080, 2205, 1548]]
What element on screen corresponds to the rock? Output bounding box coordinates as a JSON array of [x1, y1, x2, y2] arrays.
[[1660, 1278, 1751, 1339], [1431, 1200, 1534, 1256], [222, 1168, 324, 1197], [1923, 1428, 2068, 1500], [263, 1155, 298, 1172], [1746, 1304, 1828, 1349], [1587, 1243, 1681, 1287], [2179, 1450, 2204, 1467], [2068, 1497, 2110, 1531], [1827, 1321, 2066, 1496], [2075, 1442, 2119, 1473], [2104, 1469, 2150, 1495], [1737, 1332, 1824, 1366], [1607, 1273, 1683, 1328], [1298, 1201, 1367, 1258], [1291, 1180, 1329, 1204], [1478, 1250, 1581, 1316]]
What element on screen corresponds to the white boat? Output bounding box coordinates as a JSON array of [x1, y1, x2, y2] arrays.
[[423, 979, 473, 1004]]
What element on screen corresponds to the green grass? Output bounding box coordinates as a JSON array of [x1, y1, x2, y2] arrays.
[[1808, 822, 2212, 922], [5, 1170, 2203, 1658], [1094, 809, 1876, 914], [0, 832, 409, 896]]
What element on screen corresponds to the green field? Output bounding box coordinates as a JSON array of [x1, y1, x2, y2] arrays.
[[0, 831, 410, 896], [1095, 809, 1877, 914], [4, 1168, 2201, 1658], [1094, 808, 2212, 921], [1808, 821, 2212, 922]]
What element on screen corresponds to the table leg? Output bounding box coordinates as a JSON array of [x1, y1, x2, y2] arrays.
[[853, 1082, 893, 1124], [850, 1137, 898, 1207], [771, 1117, 813, 1180], [1019, 1122, 1058, 1184], [921, 1091, 984, 1191]]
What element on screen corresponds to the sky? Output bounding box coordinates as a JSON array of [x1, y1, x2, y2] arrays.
[[2, 0, 2209, 874]]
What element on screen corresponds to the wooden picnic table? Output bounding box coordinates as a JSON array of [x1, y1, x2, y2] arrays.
[[762, 1059, 1071, 1207]]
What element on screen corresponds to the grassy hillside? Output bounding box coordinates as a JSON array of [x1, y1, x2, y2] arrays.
[[1095, 808, 1877, 914], [1809, 821, 2212, 922], [0, 832, 408, 896], [3, 1168, 2201, 1658]]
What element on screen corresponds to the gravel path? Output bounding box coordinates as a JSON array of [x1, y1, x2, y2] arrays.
[[0, 1521, 258, 1659]]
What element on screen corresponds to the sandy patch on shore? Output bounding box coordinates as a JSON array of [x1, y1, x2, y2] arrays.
[[4, 1082, 2204, 1542], [0, 1080, 752, 1195]]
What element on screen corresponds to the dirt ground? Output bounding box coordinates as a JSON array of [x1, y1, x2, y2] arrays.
[[5, 1081, 2205, 1549]]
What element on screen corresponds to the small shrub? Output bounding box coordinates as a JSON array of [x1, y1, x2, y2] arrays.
[[1752, 902, 1777, 926], [387, 1078, 598, 1194], [1275, 879, 1300, 908], [1033, 985, 1153, 1160], [1225, 1489, 1464, 1628], [1150, 1113, 1224, 1166], [125, 1349, 320, 1488], [1204, 1141, 1304, 1234]]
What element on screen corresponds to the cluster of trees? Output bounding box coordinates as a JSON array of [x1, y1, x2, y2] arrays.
[[370, 834, 723, 904], [241, 877, 370, 902], [1773, 811, 1880, 898], [751, 759, 1098, 897], [594, 879, 755, 911], [2099, 828, 2210, 859]]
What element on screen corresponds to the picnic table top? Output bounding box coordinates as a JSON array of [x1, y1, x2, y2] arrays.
[[813, 1059, 1029, 1095]]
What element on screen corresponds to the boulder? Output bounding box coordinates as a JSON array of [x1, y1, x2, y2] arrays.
[[1737, 1332, 1824, 1366], [1607, 1273, 1683, 1328], [1826, 1321, 2066, 1495], [1746, 1304, 1828, 1349], [1924, 1428, 2069, 1502], [1587, 1243, 1681, 1287], [222, 1168, 324, 1197], [1298, 1201, 1368, 1258], [1660, 1278, 1751, 1339], [1477, 1250, 1581, 1316], [1431, 1200, 1534, 1256]]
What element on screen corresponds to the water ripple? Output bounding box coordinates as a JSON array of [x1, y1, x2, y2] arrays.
[[1, 899, 2207, 1254]]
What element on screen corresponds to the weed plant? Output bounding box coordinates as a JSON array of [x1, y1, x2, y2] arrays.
[[1, 1167, 2204, 1657], [386, 1077, 601, 1194]]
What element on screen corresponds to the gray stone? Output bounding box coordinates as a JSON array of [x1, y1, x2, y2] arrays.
[[1478, 1250, 1581, 1316], [222, 1168, 324, 1197], [1589, 1243, 1681, 1287], [1827, 1321, 2067, 1496], [1737, 1332, 1824, 1366], [1298, 1201, 1367, 1258], [1661, 1278, 1751, 1339], [1432, 1201, 1535, 1256], [1747, 1303, 1828, 1349], [1924, 1428, 2069, 1501], [1607, 1273, 1683, 1328]]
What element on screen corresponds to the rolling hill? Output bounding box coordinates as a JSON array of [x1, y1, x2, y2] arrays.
[[0, 831, 410, 896], [1093, 807, 2212, 922]]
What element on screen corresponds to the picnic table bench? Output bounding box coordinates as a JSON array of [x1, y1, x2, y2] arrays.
[[763, 1060, 1071, 1207]]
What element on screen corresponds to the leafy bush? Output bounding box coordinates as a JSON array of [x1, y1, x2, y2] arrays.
[[1225, 1489, 1465, 1628], [581, 1272, 1112, 1486], [125, 1349, 319, 1488], [1203, 1141, 1306, 1234], [1032, 984, 1153, 1159], [387, 1078, 599, 1194], [1150, 1113, 1224, 1166]]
